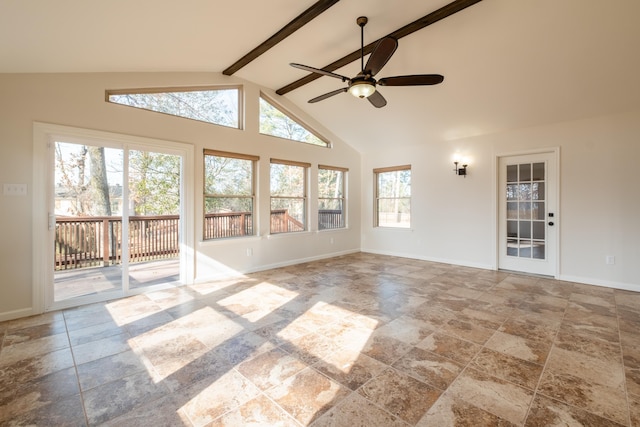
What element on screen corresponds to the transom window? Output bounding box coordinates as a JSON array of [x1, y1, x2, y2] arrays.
[[374, 165, 411, 228], [107, 86, 241, 129], [270, 159, 309, 234], [318, 165, 347, 230], [259, 94, 329, 147], [203, 150, 257, 240]]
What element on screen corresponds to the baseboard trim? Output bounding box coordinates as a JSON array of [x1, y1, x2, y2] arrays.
[[193, 249, 361, 284], [0, 307, 37, 322], [558, 274, 640, 293], [360, 249, 494, 271]]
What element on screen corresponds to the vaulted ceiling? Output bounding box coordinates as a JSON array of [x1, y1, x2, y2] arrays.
[[2, 0, 639, 152]]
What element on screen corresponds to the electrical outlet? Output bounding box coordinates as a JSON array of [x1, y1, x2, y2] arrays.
[[3, 183, 27, 196], [606, 255, 615, 265], [246, 248, 253, 257]]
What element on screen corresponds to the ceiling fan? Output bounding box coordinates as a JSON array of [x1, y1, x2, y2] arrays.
[[290, 16, 444, 108]]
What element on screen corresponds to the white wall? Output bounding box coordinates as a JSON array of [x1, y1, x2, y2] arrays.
[[2, 71, 639, 321], [0, 72, 361, 320], [361, 109, 640, 290]]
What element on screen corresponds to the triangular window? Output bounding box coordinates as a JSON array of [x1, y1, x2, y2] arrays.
[[107, 86, 241, 129], [259, 95, 329, 147]]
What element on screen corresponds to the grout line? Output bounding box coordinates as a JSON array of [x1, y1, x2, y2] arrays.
[[520, 297, 567, 425], [613, 290, 634, 427], [62, 308, 91, 427]]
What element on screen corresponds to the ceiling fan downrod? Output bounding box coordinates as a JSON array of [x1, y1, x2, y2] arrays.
[[357, 16, 367, 73]]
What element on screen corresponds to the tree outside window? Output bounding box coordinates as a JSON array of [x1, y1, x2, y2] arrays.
[[259, 95, 329, 147], [318, 165, 347, 230], [375, 165, 411, 228], [270, 159, 309, 233], [203, 150, 257, 239], [107, 86, 241, 129]]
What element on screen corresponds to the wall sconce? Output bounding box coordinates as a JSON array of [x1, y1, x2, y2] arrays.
[[453, 160, 468, 177]]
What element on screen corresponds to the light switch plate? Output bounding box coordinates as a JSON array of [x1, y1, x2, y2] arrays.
[[3, 183, 27, 196]]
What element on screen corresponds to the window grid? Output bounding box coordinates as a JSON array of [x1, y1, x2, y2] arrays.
[[203, 150, 257, 240], [270, 159, 308, 234], [374, 165, 411, 228], [318, 165, 347, 230]]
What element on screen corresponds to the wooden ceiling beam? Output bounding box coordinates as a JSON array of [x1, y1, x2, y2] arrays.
[[276, 0, 483, 96], [223, 0, 340, 76]]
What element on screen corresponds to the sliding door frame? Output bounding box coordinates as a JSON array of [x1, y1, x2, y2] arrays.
[[33, 122, 194, 313]]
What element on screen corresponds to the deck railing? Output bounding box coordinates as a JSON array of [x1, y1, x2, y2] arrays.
[[318, 209, 344, 230], [55, 215, 179, 271], [56, 209, 344, 270]]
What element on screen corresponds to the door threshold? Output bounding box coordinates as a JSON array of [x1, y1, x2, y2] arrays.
[[498, 269, 555, 279]]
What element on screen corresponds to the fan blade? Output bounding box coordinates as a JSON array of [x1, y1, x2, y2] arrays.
[[364, 37, 398, 77], [309, 87, 348, 103], [367, 90, 387, 108], [290, 63, 350, 81], [378, 74, 444, 86]]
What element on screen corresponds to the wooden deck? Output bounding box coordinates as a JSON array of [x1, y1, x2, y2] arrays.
[[54, 258, 180, 301]]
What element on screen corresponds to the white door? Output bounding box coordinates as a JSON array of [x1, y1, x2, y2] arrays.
[[498, 152, 558, 276]]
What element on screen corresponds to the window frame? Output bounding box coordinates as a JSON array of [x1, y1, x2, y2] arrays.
[[106, 85, 243, 129], [374, 165, 412, 229], [270, 158, 310, 234], [318, 164, 348, 230], [259, 93, 330, 148], [203, 149, 258, 240]]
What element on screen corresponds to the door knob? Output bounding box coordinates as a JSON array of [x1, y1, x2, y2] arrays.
[[548, 221, 554, 226]]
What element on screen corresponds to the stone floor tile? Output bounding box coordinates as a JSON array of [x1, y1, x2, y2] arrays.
[[313, 347, 387, 391], [484, 330, 552, 364], [209, 394, 300, 427], [311, 392, 407, 427], [83, 370, 168, 425], [537, 370, 629, 425], [525, 393, 626, 426], [358, 367, 441, 425], [470, 348, 543, 390], [177, 369, 261, 426], [417, 392, 517, 426], [266, 367, 351, 425], [416, 331, 482, 365], [447, 368, 534, 425], [393, 347, 463, 390], [237, 347, 308, 391]]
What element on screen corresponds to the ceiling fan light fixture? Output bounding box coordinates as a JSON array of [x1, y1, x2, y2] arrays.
[[349, 80, 376, 98]]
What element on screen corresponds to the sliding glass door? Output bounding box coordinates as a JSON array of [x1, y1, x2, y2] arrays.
[[51, 138, 183, 306]]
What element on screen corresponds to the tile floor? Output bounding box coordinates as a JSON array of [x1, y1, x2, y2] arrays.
[[2, 252, 640, 426]]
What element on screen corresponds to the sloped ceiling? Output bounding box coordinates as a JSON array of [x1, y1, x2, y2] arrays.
[[1, 0, 639, 152]]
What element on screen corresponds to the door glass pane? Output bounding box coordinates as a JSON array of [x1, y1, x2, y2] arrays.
[[519, 221, 532, 239], [128, 150, 181, 289], [532, 182, 545, 200], [533, 221, 545, 239], [532, 202, 545, 220], [519, 239, 532, 257], [519, 184, 532, 200], [532, 162, 545, 181], [533, 241, 545, 259], [519, 202, 532, 220], [54, 142, 124, 301], [505, 161, 546, 260]]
